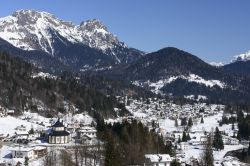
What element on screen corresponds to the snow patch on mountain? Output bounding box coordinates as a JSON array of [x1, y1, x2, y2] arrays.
[[184, 95, 208, 101], [210, 62, 224, 67], [132, 74, 226, 94], [232, 50, 250, 62], [31, 72, 57, 79]]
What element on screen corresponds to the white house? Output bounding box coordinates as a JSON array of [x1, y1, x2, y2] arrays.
[[222, 135, 239, 145], [15, 125, 26, 132], [14, 125, 29, 142], [77, 126, 97, 138], [179, 142, 189, 151], [77, 126, 97, 145], [10, 146, 47, 160], [200, 135, 208, 144], [67, 122, 80, 135], [7, 110, 15, 115], [0, 106, 6, 117], [10, 147, 35, 159], [189, 134, 208, 145], [144, 154, 172, 166], [15, 131, 29, 139]]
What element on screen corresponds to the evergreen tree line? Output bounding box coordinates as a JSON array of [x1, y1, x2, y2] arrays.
[[94, 113, 171, 165], [219, 115, 236, 126], [223, 105, 250, 140], [237, 110, 250, 139]]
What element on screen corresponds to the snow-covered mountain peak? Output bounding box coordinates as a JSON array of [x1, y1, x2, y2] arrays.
[[232, 50, 250, 62], [80, 19, 108, 32], [0, 10, 137, 63], [78, 18, 126, 53], [11, 10, 62, 27], [12, 9, 52, 18], [0, 9, 80, 54]]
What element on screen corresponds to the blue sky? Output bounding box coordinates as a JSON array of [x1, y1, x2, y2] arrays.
[[0, 0, 250, 63]]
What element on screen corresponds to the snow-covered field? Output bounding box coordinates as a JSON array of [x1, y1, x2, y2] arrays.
[[191, 112, 224, 132], [0, 116, 44, 137], [183, 144, 244, 164]]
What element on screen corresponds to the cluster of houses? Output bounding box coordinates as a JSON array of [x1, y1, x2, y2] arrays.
[[144, 154, 172, 166], [47, 119, 97, 144], [115, 96, 244, 165], [0, 96, 243, 165], [142, 129, 241, 166], [1, 118, 98, 162], [117, 96, 223, 122]]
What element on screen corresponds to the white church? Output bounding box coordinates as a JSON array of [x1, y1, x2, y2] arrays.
[[48, 119, 70, 144]]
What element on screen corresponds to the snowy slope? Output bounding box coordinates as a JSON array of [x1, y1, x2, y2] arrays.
[[0, 116, 44, 137], [132, 73, 226, 94]]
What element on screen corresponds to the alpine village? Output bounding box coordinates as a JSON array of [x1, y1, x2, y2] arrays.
[[0, 4, 250, 166]]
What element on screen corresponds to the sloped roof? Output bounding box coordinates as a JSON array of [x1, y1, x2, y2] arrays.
[[52, 119, 64, 127]]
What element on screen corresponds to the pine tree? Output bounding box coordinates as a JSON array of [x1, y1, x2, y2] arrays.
[[28, 128, 34, 135], [188, 117, 193, 127], [181, 118, 187, 126], [200, 134, 214, 166], [170, 159, 181, 166], [201, 117, 204, 124], [213, 127, 224, 150], [241, 149, 247, 161], [187, 133, 191, 141], [104, 133, 122, 166], [24, 157, 29, 166], [165, 143, 173, 156], [182, 131, 187, 142], [178, 135, 181, 143], [175, 118, 178, 127]]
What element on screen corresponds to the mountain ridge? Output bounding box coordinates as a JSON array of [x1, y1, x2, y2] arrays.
[[100, 47, 250, 104], [0, 9, 144, 71]]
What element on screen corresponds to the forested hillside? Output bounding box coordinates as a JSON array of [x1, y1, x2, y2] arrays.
[[101, 47, 250, 104], [0, 51, 128, 118]]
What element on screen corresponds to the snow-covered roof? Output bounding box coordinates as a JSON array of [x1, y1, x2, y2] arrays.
[[33, 146, 47, 151], [9, 146, 34, 152], [15, 131, 29, 135], [79, 126, 96, 133], [145, 154, 172, 162]]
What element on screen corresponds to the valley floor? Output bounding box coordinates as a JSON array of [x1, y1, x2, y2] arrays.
[[0, 98, 247, 165]]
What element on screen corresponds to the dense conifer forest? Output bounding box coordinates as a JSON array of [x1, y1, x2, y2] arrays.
[[94, 113, 171, 165], [0, 51, 128, 118]]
